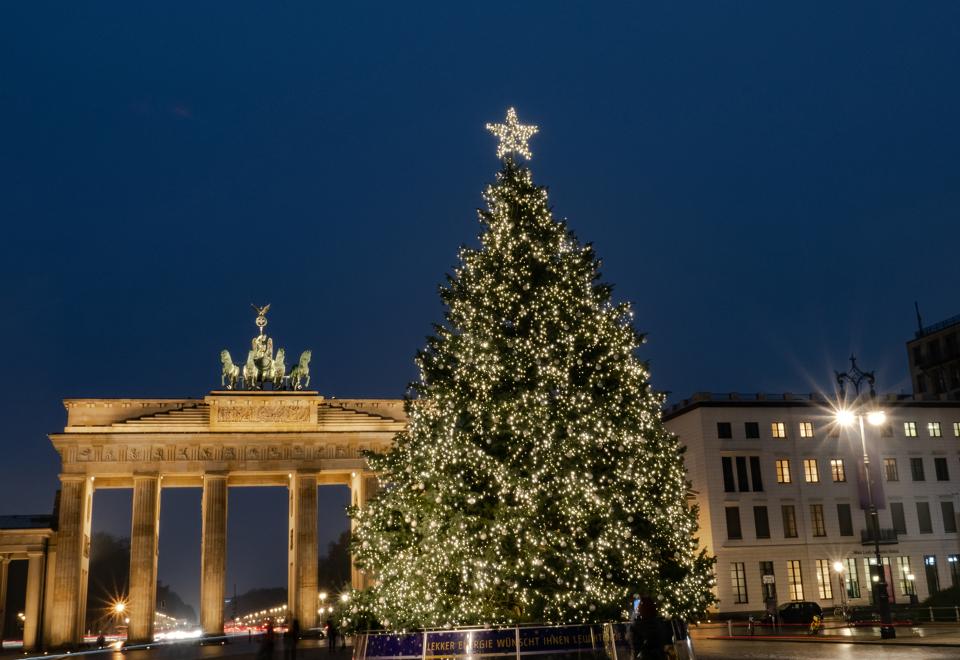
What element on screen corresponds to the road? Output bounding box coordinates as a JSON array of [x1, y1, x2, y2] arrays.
[[694, 638, 960, 659]]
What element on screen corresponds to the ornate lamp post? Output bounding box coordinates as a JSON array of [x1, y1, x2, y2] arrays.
[[833, 561, 847, 613], [835, 356, 896, 639]]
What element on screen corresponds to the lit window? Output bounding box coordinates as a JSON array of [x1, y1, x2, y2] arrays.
[[730, 562, 748, 604], [803, 459, 819, 483], [884, 458, 899, 482], [787, 560, 804, 600], [929, 422, 942, 437], [897, 556, 915, 596], [815, 559, 833, 599], [811, 504, 826, 537], [830, 459, 846, 482], [771, 422, 787, 438], [954, 422, 960, 438], [904, 422, 918, 437], [799, 422, 814, 438], [776, 459, 792, 484]]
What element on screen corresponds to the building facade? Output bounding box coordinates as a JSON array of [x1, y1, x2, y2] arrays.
[[664, 393, 960, 615], [907, 312, 960, 400]]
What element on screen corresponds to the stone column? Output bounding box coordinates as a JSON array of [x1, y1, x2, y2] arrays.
[[23, 552, 45, 650], [127, 475, 161, 643], [0, 555, 9, 644], [48, 476, 93, 647], [200, 474, 228, 636], [288, 473, 318, 630]]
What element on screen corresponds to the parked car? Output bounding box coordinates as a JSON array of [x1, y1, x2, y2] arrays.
[[777, 601, 823, 624]]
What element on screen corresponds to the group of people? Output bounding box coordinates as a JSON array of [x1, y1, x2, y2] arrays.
[[256, 617, 346, 659]]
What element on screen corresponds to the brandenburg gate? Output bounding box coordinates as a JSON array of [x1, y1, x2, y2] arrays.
[[40, 307, 405, 648]]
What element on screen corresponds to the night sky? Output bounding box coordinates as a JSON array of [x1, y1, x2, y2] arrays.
[[2, 3, 959, 614]]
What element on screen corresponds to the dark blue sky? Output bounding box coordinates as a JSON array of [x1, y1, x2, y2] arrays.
[[2, 3, 959, 612]]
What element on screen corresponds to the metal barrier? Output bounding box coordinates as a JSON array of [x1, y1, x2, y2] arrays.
[[353, 622, 695, 660]]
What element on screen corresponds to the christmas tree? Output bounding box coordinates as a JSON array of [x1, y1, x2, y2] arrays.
[[350, 108, 714, 629]]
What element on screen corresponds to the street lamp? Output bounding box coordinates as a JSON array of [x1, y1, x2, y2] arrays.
[[835, 355, 895, 639], [833, 561, 847, 612]]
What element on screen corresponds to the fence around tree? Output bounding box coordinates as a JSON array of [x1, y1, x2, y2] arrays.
[[353, 622, 694, 660]]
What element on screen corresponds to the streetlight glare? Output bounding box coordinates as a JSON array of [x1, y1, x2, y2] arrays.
[[833, 561, 844, 573], [867, 410, 887, 426], [836, 409, 856, 426]]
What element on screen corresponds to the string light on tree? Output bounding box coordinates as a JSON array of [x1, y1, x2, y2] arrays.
[[348, 108, 714, 630], [486, 107, 539, 160]]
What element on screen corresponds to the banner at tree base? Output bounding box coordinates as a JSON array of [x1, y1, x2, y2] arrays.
[[362, 623, 633, 660]]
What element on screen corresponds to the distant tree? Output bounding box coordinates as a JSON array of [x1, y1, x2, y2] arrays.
[[85, 533, 196, 628], [318, 530, 351, 594]]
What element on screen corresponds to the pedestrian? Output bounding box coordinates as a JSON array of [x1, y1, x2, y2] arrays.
[[286, 617, 301, 660], [326, 617, 338, 654], [258, 619, 276, 660]]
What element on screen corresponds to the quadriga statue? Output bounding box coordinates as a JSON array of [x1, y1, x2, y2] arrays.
[[288, 350, 312, 390], [219, 350, 240, 390]]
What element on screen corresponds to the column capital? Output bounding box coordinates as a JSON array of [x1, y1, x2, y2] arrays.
[[0, 555, 10, 565], [58, 474, 91, 483]]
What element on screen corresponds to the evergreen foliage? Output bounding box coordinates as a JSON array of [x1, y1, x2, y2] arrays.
[[350, 151, 714, 629]]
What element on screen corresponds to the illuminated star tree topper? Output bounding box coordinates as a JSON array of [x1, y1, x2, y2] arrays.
[[486, 107, 539, 160]]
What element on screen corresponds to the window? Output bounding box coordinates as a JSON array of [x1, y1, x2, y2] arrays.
[[799, 421, 814, 438], [726, 506, 743, 540], [754, 505, 770, 539], [904, 422, 918, 437], [949, 555, 960, 588], [929, 422, 943, 438], [776, 459, 792, 484], [745, 422, 760, 439], [911, 457, 926, 481], [891, 502, 907, 535], [918, 502, 933, 534], [936, 457, 950, 481], [749, 456, 764, 492], [722, 457, 735, 492], [717, 422, 732, 439], [730, 562, 748, 603], [786, 560, 804, 600], [803, 459, 820, 483], [925, 555, 940, 595], [810, 504, 826, 537], [884, 458, 899, 481], [830, 459, 846, 482], [837, 503, 854, 536], [954, 422, 960, 438], [881, 424, 894, 438], [771, 422, 787, 438], [782, 505, 798, 538], [845, 558, 861, 598], [735, 456, 750, 492], [897, 556, 915, 596], [815, 559, 834, 599], [760, 561, 776, 600], [942, 501, 957, 534]]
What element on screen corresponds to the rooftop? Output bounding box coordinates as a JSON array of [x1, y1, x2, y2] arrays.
[[913, 312, 960, 340], [663, 391, 960, 420], [0, 514, 54, 530]]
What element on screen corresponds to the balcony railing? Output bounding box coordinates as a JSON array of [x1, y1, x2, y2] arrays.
[[860, 528, 899, 545]]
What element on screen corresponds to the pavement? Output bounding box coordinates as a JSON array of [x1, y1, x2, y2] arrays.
[[694, 638, 960, 659], [0, 636, 353, 660], [693, 619, 960, 646]]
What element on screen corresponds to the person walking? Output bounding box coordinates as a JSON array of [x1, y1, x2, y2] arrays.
[[258, 620, 276, 660], [286, 618, 301, 660], [326, 617, 338, 654]]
